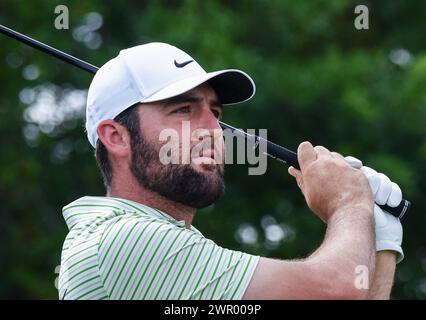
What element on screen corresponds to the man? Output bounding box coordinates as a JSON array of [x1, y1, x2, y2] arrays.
[[58, 43, 403, 299]]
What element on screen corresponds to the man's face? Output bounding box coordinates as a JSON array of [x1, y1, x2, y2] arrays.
[[129, 83, 225, 209]]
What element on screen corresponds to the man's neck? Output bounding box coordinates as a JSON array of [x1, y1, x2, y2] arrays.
[[107, 178, 196, 229]]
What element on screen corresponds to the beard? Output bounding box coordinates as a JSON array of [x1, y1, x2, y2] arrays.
[[129, 131, 225, 209]]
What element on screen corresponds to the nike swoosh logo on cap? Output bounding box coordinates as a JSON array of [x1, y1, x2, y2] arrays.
[[174, 59, 194, 68]]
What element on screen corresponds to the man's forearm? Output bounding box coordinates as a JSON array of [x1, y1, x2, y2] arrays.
[[367, 251, 397, 300], [308, 204, 376, 298]]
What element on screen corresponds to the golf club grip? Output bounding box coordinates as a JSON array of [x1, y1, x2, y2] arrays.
[[252, 133, 410, 219]]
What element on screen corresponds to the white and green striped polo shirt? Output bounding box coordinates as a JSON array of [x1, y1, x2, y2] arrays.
[[58, 196, 259, 300]]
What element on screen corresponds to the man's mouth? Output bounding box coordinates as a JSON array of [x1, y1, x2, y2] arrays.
[[192, 149, 222, 165]]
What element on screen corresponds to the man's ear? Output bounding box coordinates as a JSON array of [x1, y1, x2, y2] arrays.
[[97, 120, 131, 157]]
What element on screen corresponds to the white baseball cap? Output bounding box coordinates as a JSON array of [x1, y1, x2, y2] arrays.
[[86, 42, 256, 147]]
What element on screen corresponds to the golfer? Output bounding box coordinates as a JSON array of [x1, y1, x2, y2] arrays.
[[58, 43, 404, 300]]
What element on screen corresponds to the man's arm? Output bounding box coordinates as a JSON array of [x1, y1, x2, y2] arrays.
[[243, 206, 375, 299], [345, 157, 405, 300], [367, 251, 397, 300], [242, 142, 375, 300], [367, 204, 403, 300]]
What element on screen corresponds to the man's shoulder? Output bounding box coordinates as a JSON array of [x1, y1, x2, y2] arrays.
[[61, 196, 170, 253], [61, 195, 209, 269], [62, 196, 169, 228]]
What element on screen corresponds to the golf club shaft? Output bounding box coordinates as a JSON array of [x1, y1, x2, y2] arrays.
[[0, 24, 410, 219], [0, 24, 98, 73]]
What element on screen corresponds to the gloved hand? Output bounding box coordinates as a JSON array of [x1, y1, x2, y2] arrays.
[[345, 156, 404, 263]]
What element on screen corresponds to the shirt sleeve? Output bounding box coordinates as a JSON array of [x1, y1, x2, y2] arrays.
[[97, 217, 259, 300]]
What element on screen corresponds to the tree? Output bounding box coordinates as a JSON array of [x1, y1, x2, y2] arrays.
[[0, 0, 425, 299]]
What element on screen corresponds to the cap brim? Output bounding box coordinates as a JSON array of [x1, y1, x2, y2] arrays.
[[140, 69, 255, 105]]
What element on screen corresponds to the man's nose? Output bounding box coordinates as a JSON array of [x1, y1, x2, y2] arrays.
[[196, 105, 222, 132], [191, 106, 225, 159]]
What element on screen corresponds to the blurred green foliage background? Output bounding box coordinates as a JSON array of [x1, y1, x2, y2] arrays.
[[0, 0, 425, 299]]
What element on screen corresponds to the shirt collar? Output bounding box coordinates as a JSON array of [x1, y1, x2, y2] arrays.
[[62, 196, 195, 231]]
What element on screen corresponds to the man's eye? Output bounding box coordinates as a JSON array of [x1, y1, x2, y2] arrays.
[[212, 109, 221, 119], [174, 106, 190, 114]]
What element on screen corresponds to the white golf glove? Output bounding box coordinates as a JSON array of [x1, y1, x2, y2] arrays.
[[345, 156, 404, 263]]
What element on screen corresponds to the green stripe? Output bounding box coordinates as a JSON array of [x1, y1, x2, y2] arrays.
[[210, 251, 234, 299], [230, 257, 253, 299], [64, 203, 122, 212], [130, 227, 173, 299], [64, 204, 122, 229], [141, 228, 181, 299], [117, 222, 153, 299], [99, 221, 128, 267], [75, 285, 105, 300], [115, 222, 163, 299], [105, 222, 140, 293], [106, 198, 168, 221], [190, 245, 215, 299], [200, 246, 224, 299], [177, 241, 208, 299], [108, 198, 148, 214], [66, 276, 99, 295], [221, 253, 240, 299], [68, 253, 97, 270], [62, 243, 98, 265], [62, 216, 125, 253], [67, 265, 97, 283], [152, 233, 195, 299], [103, 221, 139, 284], [65, 210, 111, 221], [64, 197, 121, 209], [164, 237, 198, 300]]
